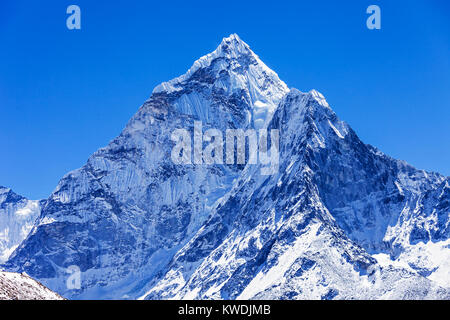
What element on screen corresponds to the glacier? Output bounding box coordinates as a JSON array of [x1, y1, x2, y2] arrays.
[[0, 187, 40, 264], [1, 34, 449, 300]]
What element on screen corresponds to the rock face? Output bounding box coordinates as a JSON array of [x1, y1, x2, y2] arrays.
[[2, 34, 449, 300], [0, 272, 64, 300], [0, 187, 40, 263]]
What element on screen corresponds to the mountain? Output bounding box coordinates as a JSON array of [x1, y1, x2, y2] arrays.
[[3, 34, 449, 300], [0, 271, 63, 300], [0, 187, 40, 263]]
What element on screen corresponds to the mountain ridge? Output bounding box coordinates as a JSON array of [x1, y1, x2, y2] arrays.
[[142, 88, 449, 299]]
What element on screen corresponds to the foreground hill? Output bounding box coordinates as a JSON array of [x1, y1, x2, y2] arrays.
[[0, 272, 64, 300]]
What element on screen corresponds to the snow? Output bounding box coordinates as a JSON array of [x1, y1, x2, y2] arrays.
[[0, 189, 40, 263], [373, 239, 450, 288], [310, 89, 330, 108], [328, 120, 345, 139], [153, 34, 289, 128], [238, 223, 321, 299]]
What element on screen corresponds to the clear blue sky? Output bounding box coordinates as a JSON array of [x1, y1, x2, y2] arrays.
[[0, 0, 449, 199]]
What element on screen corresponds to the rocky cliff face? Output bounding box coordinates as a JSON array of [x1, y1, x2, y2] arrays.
[[3, 35, 449, 300]]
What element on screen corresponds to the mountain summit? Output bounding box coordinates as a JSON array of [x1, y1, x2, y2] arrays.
[[151, 33, 288, 129], [3, 35, 449, 300]]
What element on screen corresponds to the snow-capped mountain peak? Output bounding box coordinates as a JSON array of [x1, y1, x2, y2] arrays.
[[153, 33, 285, 93], [152, 34, 289, 128]]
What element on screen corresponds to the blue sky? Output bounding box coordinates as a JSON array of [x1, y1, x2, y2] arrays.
[[0, 0, 449, 199]]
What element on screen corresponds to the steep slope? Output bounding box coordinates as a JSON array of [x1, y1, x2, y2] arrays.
[[0, 272, 64, 300], [0, 187, 40, 263], [142, 89, 449, 300], [4, 34, 288, 299]]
